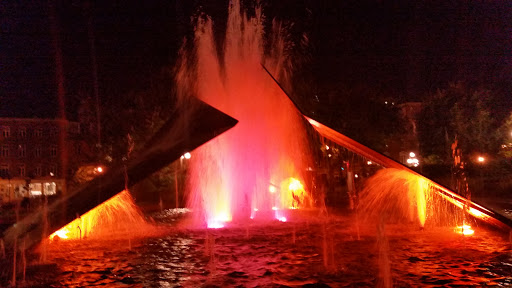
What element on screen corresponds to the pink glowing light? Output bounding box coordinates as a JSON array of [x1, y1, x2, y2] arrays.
[[208, 222, 225, 229], [278, 217, 287, 222], [182, 0, 311, 226]]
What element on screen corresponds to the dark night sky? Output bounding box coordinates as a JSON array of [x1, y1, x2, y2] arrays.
[[1, 0, 511, 119]]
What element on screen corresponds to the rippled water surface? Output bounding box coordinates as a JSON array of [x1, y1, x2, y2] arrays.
[[24, 211, 512, 287]]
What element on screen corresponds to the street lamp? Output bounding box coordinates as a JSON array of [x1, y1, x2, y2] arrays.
[[477, 156, 485, 163]]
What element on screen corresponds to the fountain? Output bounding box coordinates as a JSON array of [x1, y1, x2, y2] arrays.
[[177, 0, 312, 228], [2, 1, 512, 286]]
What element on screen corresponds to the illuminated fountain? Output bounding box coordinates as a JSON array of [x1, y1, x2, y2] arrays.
[[177, 0, 311, 228], [3, 1, 512, 286], [49, 190, 148, 241], [357, 168, 473, 232]]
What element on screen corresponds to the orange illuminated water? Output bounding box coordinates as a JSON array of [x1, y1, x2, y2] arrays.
[[49, 190, 151, 241], [176, 0, 311, 228], [358, 168, 470, 229]]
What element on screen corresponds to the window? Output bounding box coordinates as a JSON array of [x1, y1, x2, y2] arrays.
[[1, 145, 9, 157], [0, 165, 9, 178], [35, 146, 42, 157], [44, 182, 56, 195], [18, 145, 26, 158], [29, 183, 42, 196], [50, 145, 57, 157], [18, 165, 25, 177], [34, 128, 43, 137], [1, 126, 10, 138], [49, 165, 56, 176], [35, 166, 42, 177], [18, 127, 26, 138]]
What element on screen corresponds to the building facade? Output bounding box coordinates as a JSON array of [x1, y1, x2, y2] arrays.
[[0, 118, 89, 202]]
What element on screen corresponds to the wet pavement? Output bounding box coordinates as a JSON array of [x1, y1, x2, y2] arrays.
[[11, 210, 512, 287]]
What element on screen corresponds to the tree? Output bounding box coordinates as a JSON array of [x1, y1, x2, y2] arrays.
[[418, 83, 504, 164], [499, 112, 512, 160]]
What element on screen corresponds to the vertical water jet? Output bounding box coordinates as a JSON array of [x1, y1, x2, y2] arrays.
[[178, 0, 311, 227]]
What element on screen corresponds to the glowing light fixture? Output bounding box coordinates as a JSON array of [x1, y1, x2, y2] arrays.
[[208, 222, 224, 229], [455, 225, 474, 236], [184, 152, 191, 159], [278, 217, 287, 222], [288, 178, 304, 191], [409, 152, 416, 158], [269, 185, 276, 193], [52, 229, 69, 239], [477, 156, 485, 163]]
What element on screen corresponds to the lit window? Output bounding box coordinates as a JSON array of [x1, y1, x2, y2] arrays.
[[29, 183, 42, 196], [44, 182, 56, 195]]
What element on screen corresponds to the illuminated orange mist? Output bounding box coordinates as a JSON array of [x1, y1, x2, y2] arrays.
[[49, 190, 148, 241], [359, 169, 430, 227]]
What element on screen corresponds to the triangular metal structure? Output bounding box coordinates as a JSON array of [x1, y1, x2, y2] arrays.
[[261, 64, 511, 231], [3, 97, 238, 248]]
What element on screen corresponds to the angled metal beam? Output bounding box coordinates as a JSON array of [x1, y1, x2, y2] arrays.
[[3, 98, 238, 248], [261, 63, 512, 231]]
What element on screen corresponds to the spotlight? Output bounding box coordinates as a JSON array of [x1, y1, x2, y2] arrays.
[[269, 185, 276, 193]]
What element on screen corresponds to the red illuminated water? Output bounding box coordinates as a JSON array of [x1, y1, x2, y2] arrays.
[[13, 210, 512, 287], [176, 0, 311, 228]]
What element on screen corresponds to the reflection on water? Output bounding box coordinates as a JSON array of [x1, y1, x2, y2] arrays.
[[24, 210, 512, 287]]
